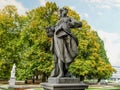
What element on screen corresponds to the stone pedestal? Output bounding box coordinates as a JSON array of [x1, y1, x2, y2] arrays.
[[9, 77, 16, 88], [41, 77, 88, 90]]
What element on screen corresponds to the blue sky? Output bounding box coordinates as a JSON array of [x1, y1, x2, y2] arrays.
[[15, 0, 120, 33], [0, 0, 120, 66]]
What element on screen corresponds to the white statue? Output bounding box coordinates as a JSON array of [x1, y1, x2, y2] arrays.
[[11, 63, 16, 78], [9, 63, 16, 87]]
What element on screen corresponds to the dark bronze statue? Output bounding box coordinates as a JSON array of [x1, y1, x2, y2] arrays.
[[46, 7, 82, 78]]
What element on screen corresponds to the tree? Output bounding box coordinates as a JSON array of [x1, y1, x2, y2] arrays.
[[69, 19, 116, 81], [0, 2, 115, 81], [16, 2, 58, 81], [0, 6, 16, 79], [1, 5, 18, 18], [0, 5, 26, 79]]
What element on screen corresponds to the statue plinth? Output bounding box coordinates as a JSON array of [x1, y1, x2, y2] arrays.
[[48, 77, 80, 84], [9, 64, 16, 88], [9, 77, 16, 88], [41, 77, 88, 90]]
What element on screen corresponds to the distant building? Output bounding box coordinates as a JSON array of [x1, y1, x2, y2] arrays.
[[110, 66, 120, 81]]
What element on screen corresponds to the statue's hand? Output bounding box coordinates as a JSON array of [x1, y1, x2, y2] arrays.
[[70, 21, 82, 28], [75, 21, 82, 28], [69, 17, 82, 28], [46, 26, 55, 37]]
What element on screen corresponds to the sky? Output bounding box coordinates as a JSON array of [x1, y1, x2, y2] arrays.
[[0, 0, 120, 66]]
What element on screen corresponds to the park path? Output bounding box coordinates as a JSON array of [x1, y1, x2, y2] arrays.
[[0, 84, 41, 90]]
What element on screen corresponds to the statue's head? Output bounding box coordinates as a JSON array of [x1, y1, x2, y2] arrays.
[[59, 7, 68, 17]]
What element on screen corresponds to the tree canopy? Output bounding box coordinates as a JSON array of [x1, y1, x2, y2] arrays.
[[0, 2, 115, 81]]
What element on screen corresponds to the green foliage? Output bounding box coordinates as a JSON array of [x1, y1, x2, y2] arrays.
[[69, 16, 115, 79], [0, 5, 22, 79], [16, 2, 58, 80], [0, 2, 115, 81]]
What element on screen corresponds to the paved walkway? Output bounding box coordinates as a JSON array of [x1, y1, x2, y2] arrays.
[[0, 84, 41, 90]]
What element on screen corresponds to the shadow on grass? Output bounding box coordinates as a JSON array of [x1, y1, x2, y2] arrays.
[[87, 86, 120, 90], [0, 87, 9, 90]]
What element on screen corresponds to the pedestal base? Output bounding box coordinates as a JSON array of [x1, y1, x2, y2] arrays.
[[41, 78, 88, 90], [9, 77, 16, 88]]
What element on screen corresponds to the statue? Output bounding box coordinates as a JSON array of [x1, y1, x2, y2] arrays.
[[9, 63, 16, 87], [46, 7, 82, 78], [10, 63, 16, 78]]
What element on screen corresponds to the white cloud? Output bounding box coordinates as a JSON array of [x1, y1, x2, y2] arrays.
[[97, 12, 103, 16], [39, 0, 48, 6], [86, 0, 120, 3], [0, 0, 28, 15], [98, 30, 120, 66], [96, 4, 111, 9], [80, 13, 89, 19], [86, 0, 104, 3], [85, 0, 120, 8]]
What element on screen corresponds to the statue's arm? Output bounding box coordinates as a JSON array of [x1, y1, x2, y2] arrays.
[[69, 17, 82, 28], [46, 26, 55, 37]]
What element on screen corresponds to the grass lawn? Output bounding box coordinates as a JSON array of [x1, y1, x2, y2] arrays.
[[33, 86, 120, 90], [1, 85, 120, 90], [34, 88, 43, 90], [87, 85, 120, 90]]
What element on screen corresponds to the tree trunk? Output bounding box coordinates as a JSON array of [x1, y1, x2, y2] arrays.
[[97, 78, 101, 85], [42, 73, 46, 82], [80, 75, 85, 82]]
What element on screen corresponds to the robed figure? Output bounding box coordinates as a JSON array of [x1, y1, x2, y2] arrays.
[[46, 7, 82, 78]]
